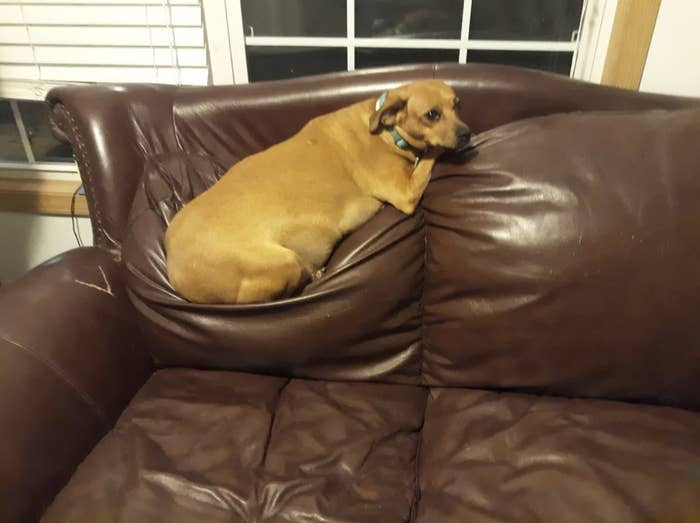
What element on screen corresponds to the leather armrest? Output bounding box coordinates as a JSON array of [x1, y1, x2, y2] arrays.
[[0, 247, 152, 522], [48, 84, 178, 250]]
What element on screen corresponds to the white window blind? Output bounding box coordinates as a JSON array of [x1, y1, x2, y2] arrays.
[[0, 0, 209, 100]]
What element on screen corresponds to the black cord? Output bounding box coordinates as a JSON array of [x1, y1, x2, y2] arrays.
[[71, 184, 83, 247]]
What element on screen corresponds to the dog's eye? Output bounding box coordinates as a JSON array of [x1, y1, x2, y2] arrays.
[[454, 98, 461, 110], [425, 109, 441, 122]]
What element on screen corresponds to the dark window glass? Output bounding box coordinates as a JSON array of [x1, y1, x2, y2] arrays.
[[246, 47, 347, 82], [468, 50, 573, 75], [18, 101, 73, 163], [356, 0, 463, 39], [241, 0, 346, 37], [0, 100, 27, 162], [470, 0, 584, 41], [356, 48, 458, 69]]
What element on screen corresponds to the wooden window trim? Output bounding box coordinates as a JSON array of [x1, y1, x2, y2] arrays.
[[602, 0, 662, 90], [0, 176, 89, 216]]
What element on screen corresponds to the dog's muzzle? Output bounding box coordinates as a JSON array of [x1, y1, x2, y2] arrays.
[[456, 126, 472, 149]]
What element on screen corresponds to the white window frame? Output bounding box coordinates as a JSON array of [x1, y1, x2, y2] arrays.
[[203, 0, 619, 85]]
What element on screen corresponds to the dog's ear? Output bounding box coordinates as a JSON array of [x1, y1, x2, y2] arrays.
[[369, 89, 407, 133]]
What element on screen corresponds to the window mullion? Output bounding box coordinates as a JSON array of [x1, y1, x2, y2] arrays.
[[347, 0, 355, 71], [9, 101, 35, 164], [459, 0, 473, 63]]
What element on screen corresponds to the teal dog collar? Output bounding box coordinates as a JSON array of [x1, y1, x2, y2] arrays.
[[375, 90, 413, 152], [388, 127, 410, 150]]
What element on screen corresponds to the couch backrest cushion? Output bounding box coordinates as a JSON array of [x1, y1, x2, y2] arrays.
[[172, 64, 697, 178], [123, 153, 424, 383], [422, 107, 700, 409], [125, 106, 700, 408]]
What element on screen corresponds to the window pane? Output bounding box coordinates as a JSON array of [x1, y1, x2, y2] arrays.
[[356, 0, 463, 39], [0, 100, 27, 162], [17, 101, 73, 163], [241, 0, 346, 37], [468, 50, 573, 75], [247, 47, 346, 82], [470, 0, 584, 41], [356, 48, 458, 69]]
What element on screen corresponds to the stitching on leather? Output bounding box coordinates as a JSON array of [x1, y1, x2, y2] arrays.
[[408, 391, 428, 522], [62, 103, 106, 246], [419, 62, 437, 385], [170, 87, 185, 153], [260, 377, 290, 469], [0, 334, 110, 427], [417, 211, 427, 385]]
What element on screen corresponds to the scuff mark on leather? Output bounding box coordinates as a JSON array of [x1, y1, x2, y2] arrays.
[[75, 265, 114, 297]]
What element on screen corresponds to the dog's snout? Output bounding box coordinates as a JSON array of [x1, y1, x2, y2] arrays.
[[456, 125, 471, 147], [457, 126, 471, 140]]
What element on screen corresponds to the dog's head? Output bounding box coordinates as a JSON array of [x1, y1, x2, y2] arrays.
[[369, 80, 471, 152]]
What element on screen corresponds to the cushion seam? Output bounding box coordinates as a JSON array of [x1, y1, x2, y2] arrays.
[[0, 334, 110, 426]]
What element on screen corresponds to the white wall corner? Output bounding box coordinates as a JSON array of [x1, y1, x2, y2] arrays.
[[640, 0, 700, 97]]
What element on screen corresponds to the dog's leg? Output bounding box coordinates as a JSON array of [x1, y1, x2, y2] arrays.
[[386, 157, 436, 215]]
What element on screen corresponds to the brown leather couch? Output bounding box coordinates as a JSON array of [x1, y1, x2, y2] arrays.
[[1, 64, 699, 523]]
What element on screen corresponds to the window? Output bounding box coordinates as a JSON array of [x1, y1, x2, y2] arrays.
[[233, 0, 587, 83], [1, 99, 73, 168]]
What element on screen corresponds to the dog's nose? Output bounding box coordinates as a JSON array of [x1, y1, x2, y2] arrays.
[[457, 126, 471, 140], [456, 125, 471, 146]]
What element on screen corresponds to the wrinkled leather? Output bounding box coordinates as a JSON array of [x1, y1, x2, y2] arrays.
[[423, 108, 700, 409], [123, 103, 700, 409], [123, 153, 423, 380], [43, 368, 700, 523], [0, 248, 152, 522], [48, 85, 179, 250], [42, 369, 427, 523], [417, 387, 700, 523], [48, 64, 697, 250], [23, 66, 700, 522]]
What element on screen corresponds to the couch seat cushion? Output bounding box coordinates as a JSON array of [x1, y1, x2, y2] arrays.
[[417, 388, 700, 523], [41, 369, 426, 523], [43, 370, 700, 523]]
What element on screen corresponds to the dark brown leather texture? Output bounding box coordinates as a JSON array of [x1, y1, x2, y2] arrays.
[[423, 108, 700, 408], [42, 369, 428, 523], [42, 369, 700, 523], [0, 248, 152, 522], [123, 152, 423, 381], [417, 387, 700, 523], [0, 65, 696, 521], [48, 84, 179, 250], [122, 102, 700, 410]]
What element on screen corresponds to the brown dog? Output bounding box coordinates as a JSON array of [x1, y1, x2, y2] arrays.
[[165, 80, 470, 304]]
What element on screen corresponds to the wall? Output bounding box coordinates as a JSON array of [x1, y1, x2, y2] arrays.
[[640, 0, 700, 97], [0, 211, 92, 283]]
